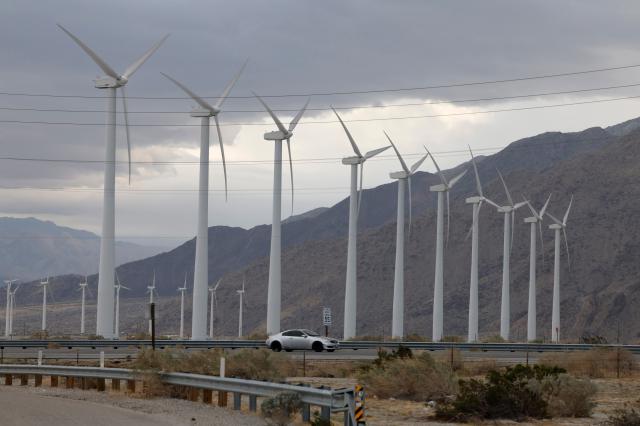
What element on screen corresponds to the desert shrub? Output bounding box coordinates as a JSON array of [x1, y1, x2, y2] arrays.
[[604, 408, 640, 426], [461, 359, 498, 377], [261, 392, 302, 425], [139, 371, 168, 397], [404, 334, 428, 342], [540, 348, 636, 378], [527, 373, 597, 417], [357, 352, 456, 401], [482, 334, 506, 343], [310, 410, 331, 426], [227, 349, 297, 381], [442, 335, 464, 343], [435, 364, 567, 421], [132, 348, 221, 375]]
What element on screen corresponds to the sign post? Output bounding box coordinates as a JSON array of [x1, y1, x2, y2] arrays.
[[322, 307, 332, 337]]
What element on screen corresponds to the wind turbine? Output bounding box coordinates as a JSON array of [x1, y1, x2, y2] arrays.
[[114, 272, 130, 339], [177, 273, 188, 339], [40, 277, 51, 332], [465, 148, 499, 342], [208, 279, 221, 339], [424, 147, 467, 342], [546, 195, 573, 343], [58, 25, 168, 339], [147, 270, 158, 335], [8, 283, 20, 336], [254, 93, 310, 335], [524, 194, 552, 342], [78, 277, 89, 335], [494, 170, 528, 341], [161, 64, 245, 340], [333, 109, 390, 339], [385, 132, 428, 339], [237, 278, 246, 338], [4, 279, 17, 338]]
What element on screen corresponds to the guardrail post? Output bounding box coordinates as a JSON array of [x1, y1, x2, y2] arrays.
[[301, 384, 311, 422], [65, 376, 74, 388], [112, 379, 120, 391], [218, 391, 227, 407], [126, 379, 136, 393], [188, 388, 199, 401], [249, 395, 257, 412], [233, 393, 241, 410], [203, 389, 212, 404], [50, 375, 58, 387], [34, 375, 42, 387], [4, 374, 11, 385], [97, 378, 106, 392], [320, 405, 331, 422], [20, 375, 28, 386]]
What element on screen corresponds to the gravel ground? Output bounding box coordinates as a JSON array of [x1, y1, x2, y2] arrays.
[[0, 385, 266, 426]]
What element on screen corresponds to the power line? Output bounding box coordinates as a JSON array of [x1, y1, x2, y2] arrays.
[[2, 62, 640, 99], [2, 81, 640, 114], [2, 93, 640, 127]]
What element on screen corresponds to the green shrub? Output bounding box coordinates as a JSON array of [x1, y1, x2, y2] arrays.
[[358, 352, 456, 401], [261, 392, 302, 425], [435, 364, 567, 421], [527, 373, 597, 417]]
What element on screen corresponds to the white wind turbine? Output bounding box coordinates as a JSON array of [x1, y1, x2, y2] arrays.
[[465, 148, 499, 342], [147, 270, 158, 335], [494, 170, 528, 341], [4, 279, 17, 338], [524, 195, 552, 342], [58, 25, 168, 339], [161, 64, 245, 340], [78, 276, 89, 335], [114, 272, 130, 339], [40, 277, 52, 332], [177, 273, 188, 339], [333, 109, 390, 339], [237, 278, 246, 338], [424, 147, 467, 342], [545, 195, 573, 343], [254, 94, 310, 335], [8, 283, 21, 336], [208, 279, 221, 339], [385, 132, 429, 339]]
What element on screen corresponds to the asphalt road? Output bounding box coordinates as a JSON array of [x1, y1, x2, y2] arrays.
[[0, 387, 177, 426]]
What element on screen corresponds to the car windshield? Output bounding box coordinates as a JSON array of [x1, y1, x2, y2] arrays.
[[302, 329, 320, 336]]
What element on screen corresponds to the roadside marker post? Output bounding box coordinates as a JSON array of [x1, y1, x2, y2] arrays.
[[355, 384, 366, 425], [323, 307, 332, 337]]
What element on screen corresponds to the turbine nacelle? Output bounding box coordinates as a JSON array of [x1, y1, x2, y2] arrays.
[[524, 216, 538, 223], [497, 205, 515, 213], [190, 107, 216, 118], [342, 156, 364, 165], [465, 195, 483, 204], [429, 183, 448, 192], [389, 170, 409, 180], [94, 76, 127, 89], [263, 130, 291, 141], [549, 223, 563, 230]]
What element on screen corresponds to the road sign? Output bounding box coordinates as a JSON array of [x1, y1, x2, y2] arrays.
[[322, 307, 332, 326]]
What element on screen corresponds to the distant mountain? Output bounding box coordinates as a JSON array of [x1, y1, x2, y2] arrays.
[[8, 117, 640, 342], [0, 217, 164, 281]]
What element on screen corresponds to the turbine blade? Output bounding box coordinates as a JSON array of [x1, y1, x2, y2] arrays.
[[424, 146, 447, 186], [496, 169, 514, 206], [410, 152, 429, 174], [57, 24, 119, 79], [364, 145, 390, 160], [288, 97, 310, 132], [514, 200, 528, 210], [332, 107, 362, 157], [214, 115, 229, 202], [214, 59, 248, 110], [253, 92, 288, 135], [483, 197, 501, 209], [160, 72, 215, 111], [563, 195, 573, 226], [448, 169, 468, 188], [524, 199, 537, 217], [214, 279, 221, 291], [540, 193, 552, 218], [120, 86, 132, 185], [562, 227, 571, 267], [538, 221, 545, 268], [468, 146, 483, 197], [546, 212, 563, 226], [384, 132, 409, 173], [122, 34, 170, 80], [510, 210, 515, 251], [286, 138, 294, 216], [357, 161, 364, 217]]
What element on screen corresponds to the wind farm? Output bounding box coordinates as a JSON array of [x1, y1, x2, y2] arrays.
[[1, 2, 640, 424]]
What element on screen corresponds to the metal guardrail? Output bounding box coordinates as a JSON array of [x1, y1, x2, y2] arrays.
[[0, 339, 639, 354], [0, 364, 357, 425]]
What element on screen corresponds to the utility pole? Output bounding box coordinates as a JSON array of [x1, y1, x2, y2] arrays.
[[150, 303, 156, 351]]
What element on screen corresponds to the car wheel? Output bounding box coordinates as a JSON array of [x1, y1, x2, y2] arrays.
[[327, 349, 335, 352], [312, 341, 324, 352], [285, 349, 293, 352], [271, 341, 282, 352]]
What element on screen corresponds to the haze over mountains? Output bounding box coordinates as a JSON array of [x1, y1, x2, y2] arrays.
[[5, 116, 640, 342]]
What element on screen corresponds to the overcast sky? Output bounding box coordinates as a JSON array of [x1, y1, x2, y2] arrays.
[[2, 1, 640, 247]]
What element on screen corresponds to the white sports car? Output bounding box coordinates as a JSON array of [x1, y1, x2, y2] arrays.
[[266, 329, 339, 352]]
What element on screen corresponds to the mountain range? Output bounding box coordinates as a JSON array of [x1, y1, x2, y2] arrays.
[[4, 116, 640, 342]]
